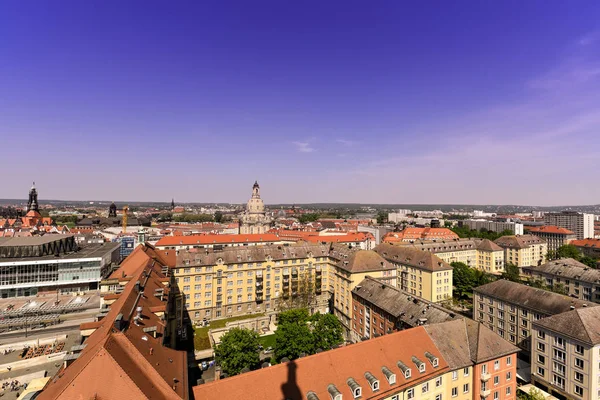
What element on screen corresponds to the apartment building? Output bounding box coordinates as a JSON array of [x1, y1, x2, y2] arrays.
[[155, 233, 283, 251], [398, 238, 505, 275], [374, 243, 453, 303], [523, 258, 600, 303], [473, 280, 595, 357], [425, 319, 519, 400], [383, 228, 459, 243], [531, 306, 600, 400], [194, 322, 518, 400], [571, 239, 600, 259], [494, 235, 547, 268], [461, 220, 524, 235], [351, 276, 462, 340], [173, 243, 396, 335], [525, 226, 576, 254], [544, 212, 595, 240]]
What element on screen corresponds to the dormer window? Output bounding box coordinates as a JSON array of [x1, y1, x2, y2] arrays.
[[364, 372, 379, 392], [327, 384, 342, 400], [412, 356, 426, 373], [425, 352, 439, 368], [381, 366, 396, 385], [397, 361, 411, 379], [347, 378, 361, 399]]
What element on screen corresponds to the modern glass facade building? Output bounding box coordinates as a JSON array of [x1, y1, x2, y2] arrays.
[[0, 236, 120, 298]]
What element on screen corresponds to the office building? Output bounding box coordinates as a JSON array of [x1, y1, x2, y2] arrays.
[[523, 258, 600, 303], [544, 212, 594, 240], [374, 243, 453, 303], [525, 226, 576, 254], [494, 235, 547, 268], [0, 235, 120, 298], [473, 280, 595, 357], [461, 220, 524, 235], [531, 306, 600, 400]]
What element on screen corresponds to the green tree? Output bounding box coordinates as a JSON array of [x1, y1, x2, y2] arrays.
[[502, 263, 521, 282], [376, 211, 387, 224], [215, 328, 260, 376], [214, 211, 223, 223], [274, 319, 314, 361], [580, 256, 598, 268], [278, 308, 310, 325], [311, 313, 344, 350], [298, 213, 320, 224], [518, 387, 546, 400], [451, 262, 476, 299], [473, 269, 494, 286], [555, 244, 581, 259], [551, 283, 568, 296], [527, 277, 546, 289]]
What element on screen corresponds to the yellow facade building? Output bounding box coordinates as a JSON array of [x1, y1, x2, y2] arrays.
[[494, 234, 547, 268], [374, 243, 453, 302]]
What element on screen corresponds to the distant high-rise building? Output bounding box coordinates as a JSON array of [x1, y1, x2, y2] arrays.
[[239, 181, 272, 234], [544, 211, 594, 240]]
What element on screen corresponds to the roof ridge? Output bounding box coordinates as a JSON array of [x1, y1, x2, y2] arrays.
[[576, 308, 594, 343]]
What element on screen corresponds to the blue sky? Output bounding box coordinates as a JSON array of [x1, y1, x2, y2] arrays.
[[1, 1, 600, 205]]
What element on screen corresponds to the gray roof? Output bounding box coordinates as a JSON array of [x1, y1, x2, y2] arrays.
[[494, 234, 545, 249], [177, 243, 394, 273], [474, 280, 596, 315], [425, 319, 519, 368], [0, 242, 120, 263], [0, 234, 75, 247], [523, 258, 600, 284], [534, 306, 600, 346], [392, 238, 480, 253], [374, 243, 452, 272], [477, 239, 504, 252], [352, 276, 460, 325]]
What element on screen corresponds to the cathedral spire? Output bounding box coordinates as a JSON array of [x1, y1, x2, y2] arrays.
[[27, 182, 39, 213]]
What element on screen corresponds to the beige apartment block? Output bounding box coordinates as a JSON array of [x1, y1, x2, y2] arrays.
[[494, 235, 547, 268], [374, 243, 453, 303], [531, 307, 600, 400]]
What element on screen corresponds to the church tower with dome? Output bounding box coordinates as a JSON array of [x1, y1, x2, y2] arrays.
[[239, 181, 272, 234]]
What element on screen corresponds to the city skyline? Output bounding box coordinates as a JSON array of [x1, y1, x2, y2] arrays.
[[2, 2, 600, 205]]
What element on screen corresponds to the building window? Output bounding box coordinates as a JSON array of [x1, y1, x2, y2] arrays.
[[506, 372, 511, 381], [463, 383, 469, 393], [452, 371, 458, 381], [493, 376, 499, 386], [506, 356, 512, 366], [435, 395, 442, 400], [575, 385, 583, 397], [494, 360, 500, 371], [493, 391, 498, 400], [422, 382, 429, 394], [452, 387, 458, 397], [537, 367, 545, 377], [575, 371, 583, 383], [506, 387, 511, 396], [537, 331, 545, 339], [537, 343, 545, 352], [435, 377, 442, 387], [575, 345, 584, 355], [575, 358, 584, 369], [464, 368, 469, 377]]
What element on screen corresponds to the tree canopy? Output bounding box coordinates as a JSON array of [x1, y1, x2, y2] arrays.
[[501, 263, 521, 282], [274, 309, 343, 362], [547, 244, 598, 268], [449, 226, 514, 241], [215, 328, 260, 376], [451, 262, 494, 299]]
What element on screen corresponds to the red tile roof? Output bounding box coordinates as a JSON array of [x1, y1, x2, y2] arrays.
[[155, 233, 280, 247], [571, 239, 600, 248], [383, 228, 459, 242], [527, 225, 575, 235], [193, 326, 448, 400], [39, 245, 187, 400]]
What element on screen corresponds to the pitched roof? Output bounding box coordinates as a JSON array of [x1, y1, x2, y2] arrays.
[[523, 258, 600, 285], [474, 280, 596, 315], [193, 326, 449, 400], [571, 239, 600, 249], [534, 306, 600, 346], [477, 239, 503, 252], [424, 319, 518, 368], [155, 233, 281, 247], [374, 243, 452, 272], [526, 226, 575, 235], [383, 228, 459, 243], [39, 245, 187, 400], [353, 277, 461, 325], [333, 248, 394, 274], [494, 234, 545, 249]]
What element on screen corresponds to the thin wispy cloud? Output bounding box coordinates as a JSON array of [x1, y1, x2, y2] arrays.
[[336, 139, 357, 147], [292, 141, 315, 153], [578, 31, 599, 47]]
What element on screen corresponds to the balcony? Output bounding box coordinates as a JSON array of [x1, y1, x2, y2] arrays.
[[283, 278, 290, 283], [480, 389, 491, 398], [481, 373, 491, 382], [256, 287, 263, 294], [256, 282, 263, 287]]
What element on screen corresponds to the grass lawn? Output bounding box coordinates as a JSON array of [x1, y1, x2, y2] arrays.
[[258, 334, 276, 349], [193, 313, 266, 351]]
